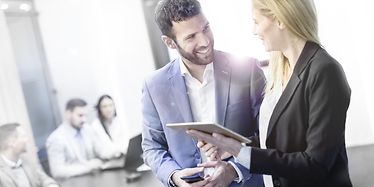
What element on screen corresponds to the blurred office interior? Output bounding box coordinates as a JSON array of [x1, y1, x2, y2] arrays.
[[0, 0, 374, 186]]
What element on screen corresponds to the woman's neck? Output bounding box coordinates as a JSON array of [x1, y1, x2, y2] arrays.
[[282, 38, 306, 71], [104, 118, 113, 126]]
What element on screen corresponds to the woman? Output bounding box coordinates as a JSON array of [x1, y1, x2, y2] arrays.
[[92, 95, 128, 159], [187, 0, 352, 186]]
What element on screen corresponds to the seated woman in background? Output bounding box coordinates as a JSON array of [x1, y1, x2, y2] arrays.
[[91, 95, 128, 165]]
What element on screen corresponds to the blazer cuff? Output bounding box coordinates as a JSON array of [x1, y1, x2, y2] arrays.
[[228, 161, 243, 183]]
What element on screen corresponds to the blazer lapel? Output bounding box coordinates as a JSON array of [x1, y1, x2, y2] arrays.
[[0, 158, 23, 186], [266, 41, 320, 139], [169, 59, 194, 122], [214, 51, 231, 126], [0, 164, 17, 186]]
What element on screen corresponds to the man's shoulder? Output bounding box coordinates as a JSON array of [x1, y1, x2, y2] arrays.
[[46, 124, 67, 144], [144, 58, 179, 85], [215, 50, 259, 66]]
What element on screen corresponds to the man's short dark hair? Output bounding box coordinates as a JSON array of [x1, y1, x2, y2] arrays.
[[0, 123, 20, 150], [65, 98, 87, 112], [155, 0, 201, 39]]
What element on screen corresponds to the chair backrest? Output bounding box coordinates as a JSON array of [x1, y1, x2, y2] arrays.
[[38, 145, 52, 177]]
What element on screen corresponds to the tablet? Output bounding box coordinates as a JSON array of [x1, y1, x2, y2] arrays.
[[166, 122, 252, 144]]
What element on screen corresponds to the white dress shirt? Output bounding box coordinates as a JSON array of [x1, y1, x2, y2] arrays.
[[179, 59, 244, 182], [46, 122, 106, 178], [235, 84, 282, 187], [180, 59, 216, 176], [91, 117, 129, 156]]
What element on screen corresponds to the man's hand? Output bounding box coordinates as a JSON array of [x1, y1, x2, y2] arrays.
[[172, 167, 208, 187], [47, 184, 60, 187], [87, 158, 103, 171], [199, 161, 238, 187]]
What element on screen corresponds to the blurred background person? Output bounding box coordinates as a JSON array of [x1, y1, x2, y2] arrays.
[[91, 95, 128, 167], [0, 123, 59, 187], [46, 98, 116, 179]]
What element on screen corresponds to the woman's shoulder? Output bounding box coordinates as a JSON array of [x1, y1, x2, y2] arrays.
[[90, 118, 104, 131], [308, 47, 345, 77]]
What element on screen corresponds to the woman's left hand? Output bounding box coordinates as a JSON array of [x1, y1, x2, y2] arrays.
[[187, 130, 242, 157]]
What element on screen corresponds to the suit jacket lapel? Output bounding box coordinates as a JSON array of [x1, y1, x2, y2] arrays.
[[0, 158, 31, 187], [0, 160, 18, 186], [169, 59, 194, 122], [214, 51, 231, 126], [266, 41, 320, 139]]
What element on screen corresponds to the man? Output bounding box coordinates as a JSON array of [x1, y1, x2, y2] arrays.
[[0, 123, 59, 187], [141, 0, 265, 186], [46, 98, 115, 179]]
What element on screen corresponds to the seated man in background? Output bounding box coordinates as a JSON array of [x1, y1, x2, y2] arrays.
[[0, 122, 59, 187], [46, 98, 119, 179]]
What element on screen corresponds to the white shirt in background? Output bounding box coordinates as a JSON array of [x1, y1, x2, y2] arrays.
[[91, 117, 129, 156], [46, 122, 107, 178]]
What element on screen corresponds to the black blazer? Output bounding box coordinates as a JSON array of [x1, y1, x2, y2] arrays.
[[250, 42, 352, 187]]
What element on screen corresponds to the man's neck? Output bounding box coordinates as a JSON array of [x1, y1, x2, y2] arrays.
[[181, 59, 208, 83]]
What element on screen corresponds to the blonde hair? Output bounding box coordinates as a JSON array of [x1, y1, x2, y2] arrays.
[[252, 0, 320, 93]]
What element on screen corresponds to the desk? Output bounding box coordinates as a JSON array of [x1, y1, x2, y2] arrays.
[[58, 169, 163, 187]]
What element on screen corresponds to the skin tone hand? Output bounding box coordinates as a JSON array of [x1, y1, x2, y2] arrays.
[[199, 160, 237, 187], [187, 130, 242, 157], [172, 167, 209, 187], [87, 158, 103, 171], [197, 141, 232, 161], [48, 184, 60, 187]]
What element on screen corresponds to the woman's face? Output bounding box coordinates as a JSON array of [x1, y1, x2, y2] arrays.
[[252, 8, 283, 52], [99, 97, 115, 121]]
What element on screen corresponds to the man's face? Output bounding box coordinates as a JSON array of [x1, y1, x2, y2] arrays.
[[170, 13, 214, 66], [68, 106, 87, 129]]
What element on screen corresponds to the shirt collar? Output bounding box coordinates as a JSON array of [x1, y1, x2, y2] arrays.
[[179, 57, 214, 78], [63, 122, 82, 137], [1, 155, 22, 169]]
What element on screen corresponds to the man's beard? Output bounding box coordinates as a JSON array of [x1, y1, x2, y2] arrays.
[[175, 42, 214, 66]]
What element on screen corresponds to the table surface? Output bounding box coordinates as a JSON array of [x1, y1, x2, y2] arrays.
[[57, 169, 163, 187]]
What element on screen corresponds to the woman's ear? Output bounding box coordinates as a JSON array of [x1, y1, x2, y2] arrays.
[[276, 19, 286, 30], [161, 35, 177, 49]]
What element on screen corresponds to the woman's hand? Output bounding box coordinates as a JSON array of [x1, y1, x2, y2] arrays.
[[187, 130, 242, 157], [197, 141, 232, 161]]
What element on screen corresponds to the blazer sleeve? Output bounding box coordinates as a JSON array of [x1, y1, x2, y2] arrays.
[[250, 59, 351, 181], [141, 80, 181, 186], [248, 58, 266, 147]]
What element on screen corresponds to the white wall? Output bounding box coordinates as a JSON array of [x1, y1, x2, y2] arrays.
[[34, 0, 374, 146], [0, 10, 37, 163], [198, 0, 374, 146], [34, 0, 155, 138]]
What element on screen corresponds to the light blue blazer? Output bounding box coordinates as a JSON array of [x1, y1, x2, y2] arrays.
[[141, 51, 265, 186]]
